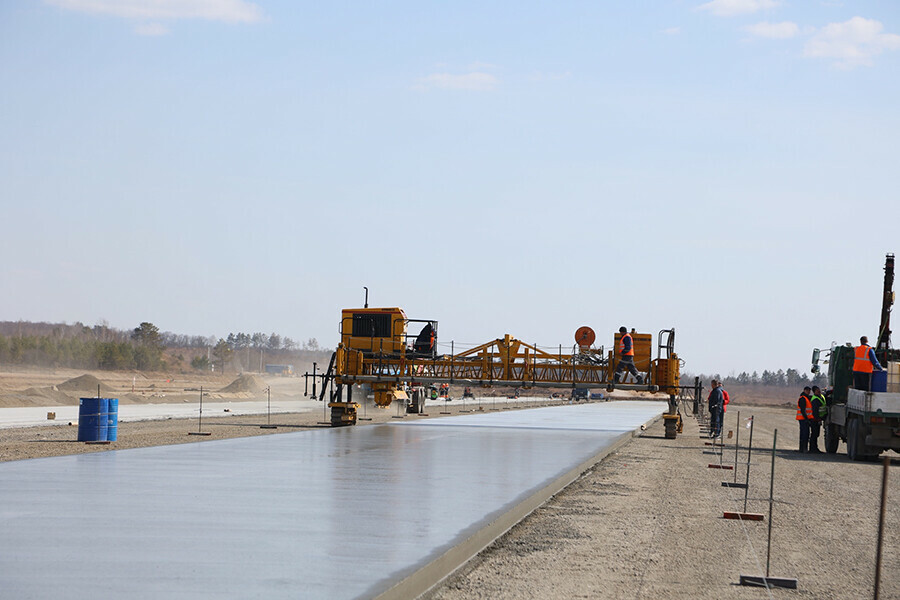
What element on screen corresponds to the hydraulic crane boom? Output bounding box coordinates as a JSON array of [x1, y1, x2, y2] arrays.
[[877, 253, 894, 354]]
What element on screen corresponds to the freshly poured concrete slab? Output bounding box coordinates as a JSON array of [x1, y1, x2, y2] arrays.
[[0, 399, 319, 429], [0, 401, 663, 599], [0, 394, 553, 429], [403, 400, 663, 432]]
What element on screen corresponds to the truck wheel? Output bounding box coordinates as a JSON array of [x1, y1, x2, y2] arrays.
[[847, 417, 865, 461], [824, 424, 839, 454]]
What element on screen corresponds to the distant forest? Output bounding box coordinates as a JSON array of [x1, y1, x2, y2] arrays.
[[682, 368, 826, 388], [0, 321, 328, 373], [0, 320, 823, 385]]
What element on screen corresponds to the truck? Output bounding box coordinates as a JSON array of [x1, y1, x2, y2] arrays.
[[812, 253, 900, 460]]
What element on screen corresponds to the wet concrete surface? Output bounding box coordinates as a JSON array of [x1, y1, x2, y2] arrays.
[[0, 401, 664, 599]]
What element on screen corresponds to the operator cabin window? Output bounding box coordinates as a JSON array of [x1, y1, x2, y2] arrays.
[[352, 314, 392, 338]]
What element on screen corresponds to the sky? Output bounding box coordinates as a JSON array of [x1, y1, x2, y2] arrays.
[[1, 0, 899, 377]]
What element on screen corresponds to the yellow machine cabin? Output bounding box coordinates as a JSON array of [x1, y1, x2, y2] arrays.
[[328, 307, 439, 425], [340, 307, 408, 354]]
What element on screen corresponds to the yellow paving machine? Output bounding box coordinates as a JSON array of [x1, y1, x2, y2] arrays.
[[307, 306, 684, 437]]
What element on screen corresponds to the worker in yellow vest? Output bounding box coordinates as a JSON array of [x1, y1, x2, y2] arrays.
[[796, 386, 815, 453], [613, 326, 643, 385], [853, 336, 883, 391], [808, 385, 827, 454]]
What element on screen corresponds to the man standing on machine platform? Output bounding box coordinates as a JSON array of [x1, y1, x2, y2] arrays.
[[613, 326, 643, 385], [853, 336, 883, 391]]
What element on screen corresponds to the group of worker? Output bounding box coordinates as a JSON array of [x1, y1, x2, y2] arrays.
[[795, 335, 885, 453], [796, 385, 828, 453]]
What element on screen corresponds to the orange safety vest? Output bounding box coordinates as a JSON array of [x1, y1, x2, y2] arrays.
[[796, 395, 814, 420], [619, 333, 635, 357], [854, 345, 874, 373]]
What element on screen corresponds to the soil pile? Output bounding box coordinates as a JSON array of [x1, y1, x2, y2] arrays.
[[0, 388, 75, 407], [56, 374, 114, 394], [219, 374, 266, 394], [25, 387, 76, 404]]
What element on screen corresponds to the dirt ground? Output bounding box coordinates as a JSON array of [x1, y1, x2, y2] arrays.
[[427, 404, 900, 599], [0, 365, 288, 408]]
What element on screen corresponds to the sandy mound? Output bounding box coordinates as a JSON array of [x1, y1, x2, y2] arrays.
[[25, 387, 76, 404], [219, 374, 266, 394], [56, 374, 114, 394], [0, 387, 77, 407]]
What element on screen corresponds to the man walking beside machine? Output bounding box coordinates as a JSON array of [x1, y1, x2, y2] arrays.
[[613, 326, 643, 385]]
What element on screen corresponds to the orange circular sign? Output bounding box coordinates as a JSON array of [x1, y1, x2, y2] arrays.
[[574, 326, 595, 347]]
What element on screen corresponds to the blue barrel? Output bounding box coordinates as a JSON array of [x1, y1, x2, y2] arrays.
[[872, 370, 888, 393], [106, 398, 119, 442], [77, 398, 109, 442]]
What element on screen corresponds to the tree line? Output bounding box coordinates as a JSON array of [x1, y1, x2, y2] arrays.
[[681, 368, 827, 388], [0, 320, 324, 372]]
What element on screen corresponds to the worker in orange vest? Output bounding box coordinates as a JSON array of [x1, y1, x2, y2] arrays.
[[796, 386, 815, 453], [613, 326, 643, 385], [853, 336, 883, 391]]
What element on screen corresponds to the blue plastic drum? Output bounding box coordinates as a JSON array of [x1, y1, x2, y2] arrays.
[[77, 398, 109, 442], [106, 398, 119, 441], [872, 370, 888, 393]]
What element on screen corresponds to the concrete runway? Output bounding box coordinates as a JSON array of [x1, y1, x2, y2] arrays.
[[0, 395, 560, 429], [0, 400, 664, 599], [0, 399, 319, 429]]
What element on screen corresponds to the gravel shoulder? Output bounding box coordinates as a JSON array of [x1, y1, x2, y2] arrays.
[[428, 404, 900, 600]]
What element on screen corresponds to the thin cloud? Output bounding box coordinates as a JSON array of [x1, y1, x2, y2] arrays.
[[697, 0, 779, 17], [466, 61, 498, 71], [135, 22, 169, 36], [744, 21, 799, 39], [804, 16, 900, 68], [414, 72, 498, 92], [662, 27, 681, 35], [527, 70, 572, 82], [45, 0, 264, 23]]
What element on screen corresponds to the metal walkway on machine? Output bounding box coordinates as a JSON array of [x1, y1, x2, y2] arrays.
[[0, 401, 664, 599]]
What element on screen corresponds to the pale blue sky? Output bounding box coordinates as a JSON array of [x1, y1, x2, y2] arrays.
[[1, 0, 899, 376]]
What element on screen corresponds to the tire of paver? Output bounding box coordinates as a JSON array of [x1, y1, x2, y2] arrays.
[[664, 419, 677, 439], [824, 423, 840, 454]]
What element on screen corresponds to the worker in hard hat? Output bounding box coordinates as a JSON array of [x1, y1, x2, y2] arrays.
[[707, 380, 724, 439], [853, 336, 883, 391], [613, 326, 643, 385], [797, 386, 815, 453], [808, 385, 827, 454]]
